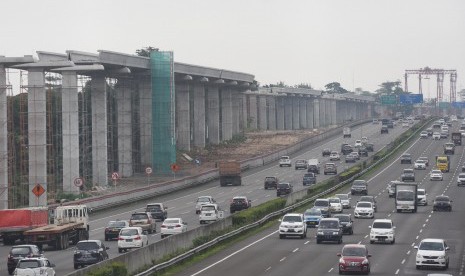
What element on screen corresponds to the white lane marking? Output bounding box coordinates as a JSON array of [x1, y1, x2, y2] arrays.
[[395, 269, 400, 274], [266, 267, 271, 271], [304, 241, 310, 245], [401, 259, 406, 264], [293, 248, 299, 253], [328, 268, 334, 272], [189, 231, 277, 276], [364, 235, 368, 239], [412, 243, 415, 247], [407, 250, 411, 255], [180, 211, 190, 215], [419, 229, 423, 233], [422, 224, 426, 228], [280, 257, 286, 262], [416, 235, 419, 240]]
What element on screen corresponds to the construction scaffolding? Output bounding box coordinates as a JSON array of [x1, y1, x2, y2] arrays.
[[405, 67, 458, 103]]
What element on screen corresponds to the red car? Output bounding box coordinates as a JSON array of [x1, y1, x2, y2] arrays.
[[337, 244, 371, 275]]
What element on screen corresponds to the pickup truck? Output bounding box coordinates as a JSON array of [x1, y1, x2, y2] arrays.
[[145, 203, 168, 221]]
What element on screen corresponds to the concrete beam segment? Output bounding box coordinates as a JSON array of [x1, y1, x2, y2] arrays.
[[36, 51, 68, 61], [284, 97, 293, 130], [306, 99, 314, 129], [175, 63, 254, 83], [27, 69, 47, 206], [51, 64, 105, 73], [0, 66, 7, 209], [276, 97, 285, 130], [0, 55, 37, 66], [292, 97, 300, 129], [258, 96, 267, 130], [98, 50, 150, 69], [91, 76, 109, 187], [231, 90, 241, 135], [192, 82, 206, 148], [247, 95, 258, 129], [299, 98, 307, 129], [221, 88, 233, 141], [175, 82, 190, 151], [67, 50, 100, 64], [206, 85, 220, 145], [267, 96, 276, 130], [313, 99, 320, 128], [116, 79, 133, 177], [138, 76, 152, 166], [61, 72, 80, 193]]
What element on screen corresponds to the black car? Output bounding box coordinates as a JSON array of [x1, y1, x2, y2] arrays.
[[400, 154, 412, 164], [7, 245, 42, 275], [73, 240, 109, 269], [365, 143, 374, 152], [341, 145, 353, 155], [104, 220, 129, 241], [264, 176, 279, 189], [322, 148, 331, 157], [229, 196, 251, 213], [303, 173, 316, 186], [358, 146, 368, 157], [401, 168, 415, 181], [345, 154, 356, 163], [433, 195, 452, 211], [277, 183, 293, 196], [351, 180, 368, 195], [146, 203, 168, 221], [333, 214, 353, 235], [316, 218, 343, 244], [359, 195, 377, 212], [381, 125, 389, 134]]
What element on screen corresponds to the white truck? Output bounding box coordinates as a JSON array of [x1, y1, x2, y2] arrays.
[[395, 183, 418, 213], [199, 204, 224, 224], [343, 127, 351, 138]]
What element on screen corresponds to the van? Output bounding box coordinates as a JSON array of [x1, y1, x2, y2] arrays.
[[307, 159, 320, 174], [199, 204, 224, 224]]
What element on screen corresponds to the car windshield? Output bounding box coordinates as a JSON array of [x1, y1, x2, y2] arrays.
[[76, 242, 100, 250], [397, 191, 414, 201], [265, 177, 276, 181], [164, 219, 180, 224], [329, 198, 340, 203], [353, 183, 366, 187], [11, 247, 31, 255], [431, 170, 441, 174], [197, 197, 211, 203], [402, 154, 411, 158], [282, 215, 302, 222], [416, 160, 426, 164], [277, 183, 290, 189], [334, 215, 349, 222], [304, 173, 314, 178], [233, 198, 246, 203], [342, 247, 366, 257], [18, 260, 42, 268], [319, 220, 339, 229], [419, 242, 444, 251], [459, 174, 465, 178], [120, 228, 139, 236], [304, 209, 321, 216], [108, 221, 127, 227], [357, 202, 371, 208], [131, 214, 148, 220], [360, 197, 373, 202], [314, 200, 329, 207], [336, 194, 348, 200], [147, 205, 161, 211], [353, 180, 366, 185], [417, 190, 425, 195], [435, 197, 449, 202], [372, 222, 392, 229], [404, 169, 413, 173], [201, 206, 216, 211]]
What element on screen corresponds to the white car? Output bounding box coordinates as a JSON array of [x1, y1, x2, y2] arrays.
[[354, 140, 362, 148], [415, 238, 450, 270], [457, 173, 465, 186], [328, 197, 343, 213], [279, 156, 292, 167], [195, 196, 216, 214], [199, 204, 223, 224], [432, 132, 441, 140], [417, 188, 427, 206], [354, 202, 374, 219], [430, 170, 444, 181], [369, 219, 395, 244], [14, 258, 56, 276], [420, 131, 428, 138], [414, 160, 427, 170], [329, 151, 340, 161], [117, 227, 148, 253], [361, 136, 368, 144], [278, 213, 307, 239], [160, 218, 188, 238], [402, 122, 409, 128], [335, 193, 351, 209]]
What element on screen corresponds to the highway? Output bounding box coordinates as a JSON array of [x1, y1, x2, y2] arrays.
[[174, 121, 465, 276], [0, 121, 410, 275]]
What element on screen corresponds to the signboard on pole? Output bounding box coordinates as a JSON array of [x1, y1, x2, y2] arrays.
[[74, 178, 83, 187], [399, 94, 423, 105], [439, 102, 450, 109], [111, 172, 119, 180], [451, 102, 465, 108], [145, 167, 152, 175], [380, 95, 396, 105], [32, 184, 45, 197]]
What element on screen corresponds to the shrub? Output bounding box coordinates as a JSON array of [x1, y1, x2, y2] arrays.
[[231, 198, 286, 226], [87, 262, 128, 276]]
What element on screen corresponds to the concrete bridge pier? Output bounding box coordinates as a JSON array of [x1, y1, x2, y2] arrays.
[[331, 100, 337, 126], [306, 99, 314, 129], [115, 78, 133, 177], [276, 97, 285, 130], [193, 81, 206, 148], [284, 97, 293, 130], [299, 97, 307, 129], [221, 87, 233, 141], [319, 99, 326, 127], [313, 99, 320, 128], [138, 75, 152, 166], [247, 95, 258, 130], [325, 99, 331, 127], [258, 95, 267, 130], [292, 97, 300, 129], [206, 84, 220, 144], [0, 65, 7, 209], [231, 89, 241, 136], [267, 96, 276, 130], [176, 80, 190, 151]]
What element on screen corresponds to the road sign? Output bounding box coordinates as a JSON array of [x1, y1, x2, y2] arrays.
[[399, 94, 423, 105], [111, 172, 119, 180], [32, 184, 45, 197], [439, 102, 450, 109], [74, 178, 83, 187], [451, 102, 465, 108], [145, 167, 152, 175], [380, 95, 396, 105], [170, 163, 180, 172]]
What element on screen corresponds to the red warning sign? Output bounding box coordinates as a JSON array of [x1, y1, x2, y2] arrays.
[[32, 184, 45, 197]]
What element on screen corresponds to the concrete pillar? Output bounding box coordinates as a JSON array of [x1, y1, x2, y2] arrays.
[[299, 98, 307, 129], [231, 90, 240, 135], [176, 82, 190, 151], [258, 95, 267, 130], [306, 99, 314, 129], [138, 76, 152, 166], [314, 99, 320, 128], [61, 72, 80, 193], [221, 88, 233, 140], [193, 82, 206, 147], [248, 95, 258, 129], [284, 97, 293, 130], [28, 69, 47, 206], [241, 94, 248, 130], [115, 78, 133, 177], [91, 75, 108, 187], [293, 97, 300, 129], [331, 100, 337, 126], [0, 66, 7, 209], [206, 85, 220, 144], [325, 99, 331, 127], [267, 96, 276, 130], [276, 97, 285, 130], [319, 99, 326, 127]]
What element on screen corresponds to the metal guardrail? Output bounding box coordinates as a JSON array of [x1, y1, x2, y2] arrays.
[[135, 119, 431, 276]]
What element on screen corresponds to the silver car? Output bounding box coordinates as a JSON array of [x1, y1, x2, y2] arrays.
[[335, 194, 351, 209]]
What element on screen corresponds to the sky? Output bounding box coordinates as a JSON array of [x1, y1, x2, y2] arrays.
[[1, 0, 464, 99]]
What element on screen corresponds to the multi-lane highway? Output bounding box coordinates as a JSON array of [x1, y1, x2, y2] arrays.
[[175, 121, 465, 276], [0, 121, 410, 275]]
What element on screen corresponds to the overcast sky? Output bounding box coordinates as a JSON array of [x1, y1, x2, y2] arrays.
[[1, 0, 464, 99]]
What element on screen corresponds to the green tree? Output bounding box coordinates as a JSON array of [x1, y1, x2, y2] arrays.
[[295, 83, 313, 89], [135, 46, 159, 57], [270, 81, 288, 88], [324, 82, 348, 94], [376, 81, 404, 95]]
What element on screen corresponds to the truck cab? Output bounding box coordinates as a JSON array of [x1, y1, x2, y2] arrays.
[[443, 142, 455, 155], [436, 156, 450, 172]]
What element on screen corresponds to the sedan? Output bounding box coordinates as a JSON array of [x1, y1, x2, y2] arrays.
[[329, 151, 341, 161], [160, 218, 188, 238], [418, 156, 429, 166], [337, 244, 371, 274], [322, 148, 331, 157], [354, 140, 362, 148], [433, 195, 452, 211], [104, 220, 129, 241], [117, 227, 148, 253], [328, 197, 343, 213], [14, 258, 56, 276], [457, 173, 465, 186], [414, 160, 427, 170], [354, 202, 374, 219], [430, 170, 444, 181]]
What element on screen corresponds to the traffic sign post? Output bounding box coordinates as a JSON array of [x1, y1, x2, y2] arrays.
[[32, 184, 45, 207], [170, 164, 180, 179], [145, 167, 152, 186], [111, 172, 119, 190], [380, 95, 397, 105]]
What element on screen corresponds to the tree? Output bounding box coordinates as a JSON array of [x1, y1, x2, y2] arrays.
[[270, 81, 288, 88], [324, 82, 348, 94], [295, 83, 313, 89], [135, 46, 159, 57], [376, 81, 404, 95]]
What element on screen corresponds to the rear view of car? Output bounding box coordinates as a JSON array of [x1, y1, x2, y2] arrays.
[[160, 218, 188, 238], [14, 258, 56, 276], [7, 245, 42, 275], [129, 212, 156, 234], [117, 227, 148, 253], [105, 220, 129, 241], [73, 240, 109, 269]]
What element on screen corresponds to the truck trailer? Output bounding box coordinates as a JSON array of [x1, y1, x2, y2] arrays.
[[218, 161, 242, 186], [0, 207, 49, 245], [395, 183, 418, 213]]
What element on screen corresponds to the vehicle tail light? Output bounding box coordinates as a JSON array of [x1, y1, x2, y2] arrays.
[[7, 254, 12, 259], [105, 228, 110, 232], [118, 236, 125, 240], [175, 224, 181, 227], [161, 225, 167, 228], [134, 235, 141, 240], [27, 253, 33, 258]]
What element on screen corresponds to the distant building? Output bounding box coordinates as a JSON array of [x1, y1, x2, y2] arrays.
[[459, 89, 465, 102]]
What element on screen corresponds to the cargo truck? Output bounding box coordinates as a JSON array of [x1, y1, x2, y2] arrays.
[[343, 127, 351, 138], [452, 132, 462, 146], [1, 205, 90, 250], [0, 207, 49, 245], [218, 161, 242, 186], [443, 142, 455, 155], [436, 156, 450, 172], [395, 183, 418, 213]]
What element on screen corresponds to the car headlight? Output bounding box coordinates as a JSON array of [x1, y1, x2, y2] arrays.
[[416, 254, 422, 258], [387, 230, 394, 235], [362, 258, 369, 265], [339, 258, 345, 264], [438, 255, 445, 260], [317, 231, 324, 235], [332, 231, 339, 235]]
